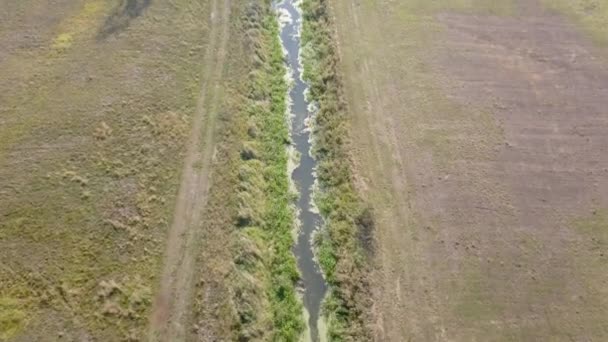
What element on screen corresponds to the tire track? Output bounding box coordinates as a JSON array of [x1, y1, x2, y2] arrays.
[[148, 0, 231, 340]]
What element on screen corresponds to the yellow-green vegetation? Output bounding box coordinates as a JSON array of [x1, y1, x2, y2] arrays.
[[542, 0, 608, 46], [0, 0, 210, 339], [301, 0, 374, 340], [0, 298, 26, 340], [575, 210, 608, 239], [573, 210, 608, 281], [51, 1, 105, 52], [383, 1, 509, 170], [454, 269, 505, 321], [552, 210, 608, 338], [190, 1, 304, 340]]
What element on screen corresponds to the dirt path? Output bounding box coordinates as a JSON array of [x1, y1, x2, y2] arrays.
[[332, 0, 608, 341], [148, 0, 231, 340]]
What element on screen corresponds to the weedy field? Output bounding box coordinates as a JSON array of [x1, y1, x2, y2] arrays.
[[331, 0, 608, 340]]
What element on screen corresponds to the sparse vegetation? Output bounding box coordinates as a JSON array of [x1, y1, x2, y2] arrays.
[[0, 298, 26, 341]]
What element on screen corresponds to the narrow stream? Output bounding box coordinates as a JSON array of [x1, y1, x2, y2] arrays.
[[276, 1, 327, 341]]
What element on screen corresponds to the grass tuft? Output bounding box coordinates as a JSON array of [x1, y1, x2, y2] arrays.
[[0, 297, 27, 340]]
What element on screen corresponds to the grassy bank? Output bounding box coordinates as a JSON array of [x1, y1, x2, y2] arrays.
[[301, 0, 373, 340], [192, 1, 304, 340]]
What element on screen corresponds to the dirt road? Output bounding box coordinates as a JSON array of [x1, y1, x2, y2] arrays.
[[148, 0, 231, 340], [332, 0, 608, 340]]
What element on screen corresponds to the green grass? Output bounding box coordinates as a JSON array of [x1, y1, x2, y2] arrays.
[[453, 270, 505, 321], [383, 0, 508, 171], [0, 298, 27, 340], [574, 210, 608, 240]]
